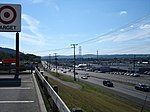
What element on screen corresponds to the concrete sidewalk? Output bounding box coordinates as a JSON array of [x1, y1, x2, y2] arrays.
[[0, 73, 46, 112]]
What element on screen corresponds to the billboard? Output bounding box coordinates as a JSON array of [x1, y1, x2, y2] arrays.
[[0, 4, 21, 32]]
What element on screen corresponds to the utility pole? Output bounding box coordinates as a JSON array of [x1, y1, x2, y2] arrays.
[[97, 50, 98, 64], [71, 44, 78, 81], [49, 54, 51, 70], [133, 55, 136, 74], [79, 46, 82, 64], [54, 53, 58, 74]]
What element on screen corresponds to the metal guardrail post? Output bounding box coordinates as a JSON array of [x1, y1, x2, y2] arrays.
[[44, 76, 48, 81]]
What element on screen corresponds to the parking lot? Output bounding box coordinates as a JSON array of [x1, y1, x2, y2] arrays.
[[0, 74, 42, 112]]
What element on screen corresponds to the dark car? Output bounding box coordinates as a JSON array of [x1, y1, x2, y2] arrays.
[[84, 73, 90, 77], [103, 80, 113, 87], [135, 83, 150, 92]]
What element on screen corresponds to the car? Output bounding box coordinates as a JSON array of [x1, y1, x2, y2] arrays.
[[147, 71, 150, 75], [81, 76, 88, 79], [68, 69, 71, 72], [75, 72, 78, 75], [103, 80, 113, 87], [132, 73, 140, 77], [135, 83, 150, 92], [85, 73, 90, 77], [63, 71, 67, 73], [94, 70, 102, 73]]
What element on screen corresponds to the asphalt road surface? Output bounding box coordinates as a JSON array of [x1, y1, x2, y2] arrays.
[[0, 74, 41, 112]]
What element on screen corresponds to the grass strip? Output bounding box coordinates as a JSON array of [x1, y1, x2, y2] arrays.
[[47, 71, 150, 112]]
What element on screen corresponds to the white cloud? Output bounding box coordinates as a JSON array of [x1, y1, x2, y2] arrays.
[[120, 11, 127, 15], [21, 14, 45, 45], [0, 13, 46, 52], [22, 14, 41, 36], [30, 0, 50, 3], [120, 29, 125, 32], [140, 24, 150, 29], [55, 5, 60, 12], [97, 22, 150, 43], [130, 25, 134, 28]]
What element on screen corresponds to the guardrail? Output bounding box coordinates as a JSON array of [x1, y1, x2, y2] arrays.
[[35, 67, 71, 112]]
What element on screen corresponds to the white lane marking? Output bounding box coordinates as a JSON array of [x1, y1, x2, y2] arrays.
[[0, 81, 32, 83], [0, 87, 32, 90], [22, 81, 32, 82], [0, 101, 34, 103]]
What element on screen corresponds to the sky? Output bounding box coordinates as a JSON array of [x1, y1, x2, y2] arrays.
[[0, 0, 150, 56]]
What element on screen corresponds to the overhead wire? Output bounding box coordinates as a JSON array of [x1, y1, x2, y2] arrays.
[[33, 14, 150, 54], [33, 47, 71, 53], [77, 14, 150, 45]]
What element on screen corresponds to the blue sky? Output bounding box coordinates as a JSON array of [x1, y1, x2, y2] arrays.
[[0, 0, 150, 56]]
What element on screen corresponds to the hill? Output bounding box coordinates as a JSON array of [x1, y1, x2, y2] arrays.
[[0, 47, 16, 54], [42, 54, 150, 60]]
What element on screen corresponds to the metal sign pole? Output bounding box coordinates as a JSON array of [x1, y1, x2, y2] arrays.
[[15, 32, 19, 78]]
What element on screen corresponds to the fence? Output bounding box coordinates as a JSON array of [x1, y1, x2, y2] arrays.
[[35, 67, 71, 112]]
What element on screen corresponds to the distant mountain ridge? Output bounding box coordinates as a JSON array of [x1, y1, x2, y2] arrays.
[[1, 47, 149, 59], [42, 54, 150, 60], [0, 47, 16, 54]]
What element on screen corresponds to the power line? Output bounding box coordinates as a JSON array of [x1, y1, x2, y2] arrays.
[[34, 47, 71, 53], [99, 42, 150, 54], [32, 14, 150, 54], [77, 14, 150, 45]]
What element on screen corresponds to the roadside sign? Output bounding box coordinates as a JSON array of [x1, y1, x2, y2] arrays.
[[0, 4, 21, 32], [2, 58, 16, 64]]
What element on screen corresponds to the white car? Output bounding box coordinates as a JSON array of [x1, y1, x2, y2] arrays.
[[81, 75, 88, 79]]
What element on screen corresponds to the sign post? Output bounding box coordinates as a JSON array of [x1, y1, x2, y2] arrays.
[[16, 32, 19, 77], [0, 4, 21, 78]]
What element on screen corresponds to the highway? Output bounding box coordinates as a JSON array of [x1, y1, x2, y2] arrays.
[[42, 61, 150, 107], [57, 68, 150, 107]]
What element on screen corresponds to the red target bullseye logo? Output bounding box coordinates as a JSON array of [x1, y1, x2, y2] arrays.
[[0, 5, 17, 24]]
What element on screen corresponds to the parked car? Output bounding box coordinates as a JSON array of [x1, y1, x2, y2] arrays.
[[103, 80, 114, 87], [135, 83, 150, 92], [147, 71, 150, 75]]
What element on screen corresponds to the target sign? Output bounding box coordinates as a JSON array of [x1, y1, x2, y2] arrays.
[[0, 4, 21, 32]]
